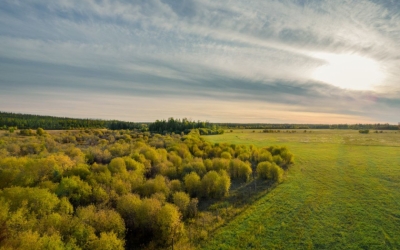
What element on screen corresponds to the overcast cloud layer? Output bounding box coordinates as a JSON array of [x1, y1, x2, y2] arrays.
[[1, 0, 400, 123]]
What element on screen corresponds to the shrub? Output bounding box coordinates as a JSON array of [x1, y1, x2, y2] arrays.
[[257, 161, 284, 183], [36, 128, 45, 136], [19, 129, 34, 136]]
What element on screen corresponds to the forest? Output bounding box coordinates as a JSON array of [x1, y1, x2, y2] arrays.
[[0, 127, 293, 249], [0, 112, 141, 131]]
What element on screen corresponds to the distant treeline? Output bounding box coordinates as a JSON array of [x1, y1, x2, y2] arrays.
[[0, 112, 142, 130], [1, 111, 398, 132], [218, 123, 399, 130]]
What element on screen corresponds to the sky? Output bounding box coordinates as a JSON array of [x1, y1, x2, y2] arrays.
[[1, 0, 400, 124]]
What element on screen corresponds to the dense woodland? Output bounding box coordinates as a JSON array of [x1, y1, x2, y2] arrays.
[[0, 127, 293, 249], [0, 112, 141, 131]]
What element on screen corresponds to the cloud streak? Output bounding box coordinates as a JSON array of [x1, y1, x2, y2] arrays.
[[1, 0, 399, 123]]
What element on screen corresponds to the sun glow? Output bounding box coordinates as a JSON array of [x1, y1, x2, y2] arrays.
[[311, 53, 385, 90]]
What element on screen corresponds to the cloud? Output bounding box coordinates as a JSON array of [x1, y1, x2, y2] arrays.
[[0, 0, 399, 123]]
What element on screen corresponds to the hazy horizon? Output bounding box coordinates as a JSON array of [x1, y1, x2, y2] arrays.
[[1, 0, 400, 123]]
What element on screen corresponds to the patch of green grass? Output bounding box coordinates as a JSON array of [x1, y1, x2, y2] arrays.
[[201, 129, 400, 249]]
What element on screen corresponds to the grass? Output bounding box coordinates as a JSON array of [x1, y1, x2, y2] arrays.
[[201, 129, 400, 249]]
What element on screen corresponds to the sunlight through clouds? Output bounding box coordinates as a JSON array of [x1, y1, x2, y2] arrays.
[[311, 53, 386, 90]]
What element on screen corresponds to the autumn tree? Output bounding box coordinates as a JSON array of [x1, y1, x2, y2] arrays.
[[56, 176, 92, 206], [76, 205, 125, 238], [156, 203, 185, 247], [184, 172, 201, 197], [173, 191, 190, 217], [257, 161, 284, 183]]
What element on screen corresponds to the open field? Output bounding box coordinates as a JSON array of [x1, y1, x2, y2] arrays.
[[202, 129, 400, 249]]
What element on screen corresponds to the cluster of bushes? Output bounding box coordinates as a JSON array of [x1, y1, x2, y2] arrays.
[[198, 128, 224, 135], [0, 128, 293, 249], [263, 129, 281, 133]]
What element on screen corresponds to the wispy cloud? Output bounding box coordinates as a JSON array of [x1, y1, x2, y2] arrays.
[[1, 0, 399, 123]]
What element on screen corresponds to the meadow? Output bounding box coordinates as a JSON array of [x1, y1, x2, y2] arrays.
[[202, 129, 400, 249]]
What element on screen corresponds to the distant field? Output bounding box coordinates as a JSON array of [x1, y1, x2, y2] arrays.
[[202, 129, 400, 249]]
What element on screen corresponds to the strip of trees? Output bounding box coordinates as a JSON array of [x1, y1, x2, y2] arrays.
[[0, 128, 293, 249], [0, 111, 142, 130], [2, 111, 397, 134], [148, 117, 224, 135]]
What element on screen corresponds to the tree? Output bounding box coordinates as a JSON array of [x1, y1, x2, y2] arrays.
[[238, 162, 252, 182], [229, 159, 252, 182], [88, 232, 125, 250], [184, 172, 201, 197], [168, 153, 182, 169], [257, 161, 284, 182], [169, 179, 182, 193], [58, 197, 74, 215], [180, 158, 206, 177], [258, 151, 272, 162], [257, 161, 271, 180], [269, 163, 284, 183], [172, 192, 190, 217], [108, 157, 127, 174], [0, 198, 9, 243], [273, 155, 283, 166], [140, 175, 170, 198], [187, 198, 198, 218], [220, 151, 232, 160], [156, 203, 184, 247], [211, 158, 229, 172], [116, 194, 141, 229], [123, 157, 145, 173], [76, 205, 125, 238], [216, 170, 231, 197], [2, 231, 70, 250], [201, 171, 219, 198], [280, 150, 294, 167], [136, 198, 162, 231], [0, 187, 60, 217], [56, 176, 92, 207], [36, 127, 45, 136], [57, 215, 97, 248]]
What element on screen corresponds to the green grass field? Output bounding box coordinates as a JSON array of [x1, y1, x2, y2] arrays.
[[202, 129, 400, 249]]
